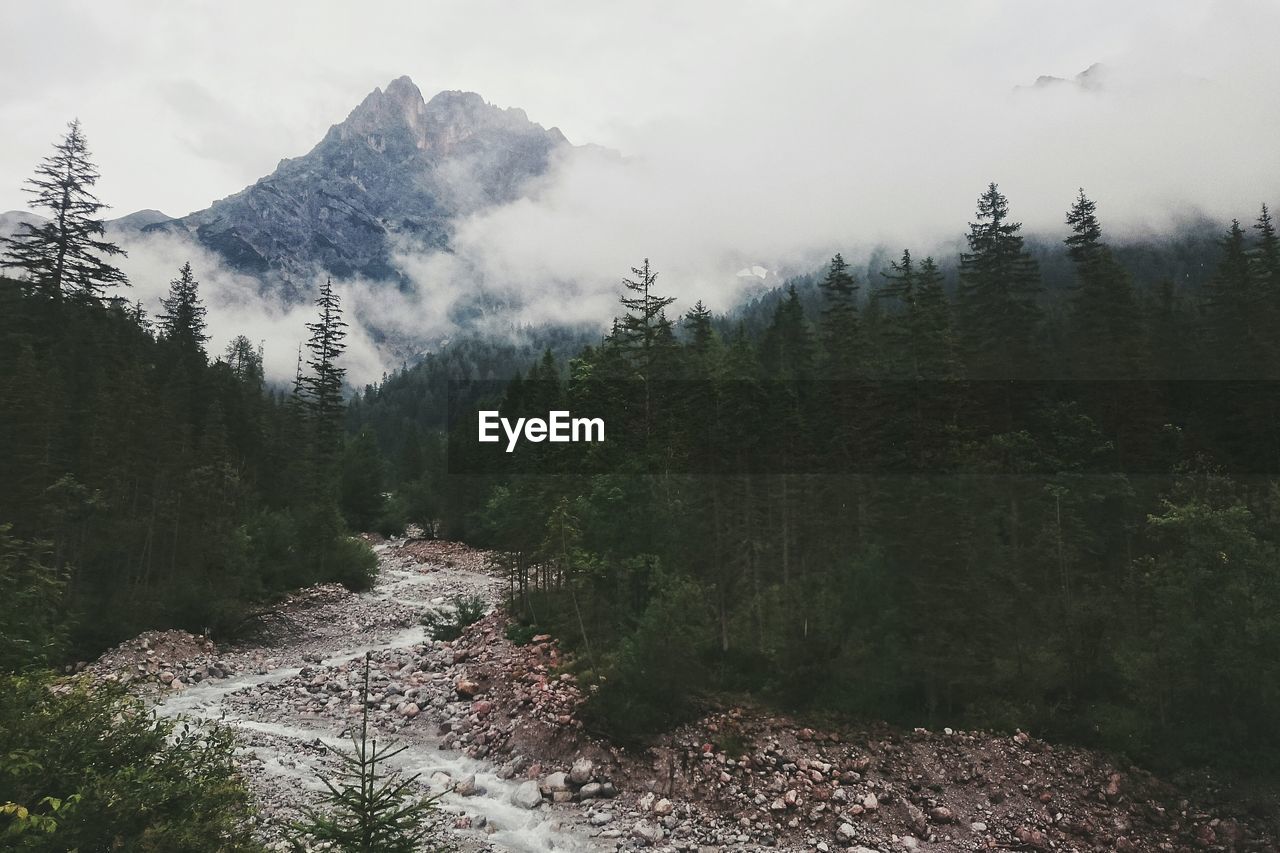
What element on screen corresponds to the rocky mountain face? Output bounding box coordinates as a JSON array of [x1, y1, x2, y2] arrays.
[[148, 77, 570, 294]]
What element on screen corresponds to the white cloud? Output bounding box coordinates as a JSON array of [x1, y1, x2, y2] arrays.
[[10, 0, 1280, 378], [113, 231, 388, 386]]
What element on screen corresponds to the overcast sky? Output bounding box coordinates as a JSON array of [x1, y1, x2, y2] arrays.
[[4, 1, 1279, 384], [3, 0, 1276, 219]]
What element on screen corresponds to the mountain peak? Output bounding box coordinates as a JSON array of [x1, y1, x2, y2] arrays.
[[339, 76, 430, 147], [157, 78, 573, 286]]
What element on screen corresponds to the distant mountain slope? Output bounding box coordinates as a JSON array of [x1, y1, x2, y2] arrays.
[[148, 77, 571, 294], [0, 210, 45, 240]]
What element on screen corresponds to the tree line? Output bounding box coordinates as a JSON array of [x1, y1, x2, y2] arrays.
[[0, 119, 417, 850], [361, 183, 1280, 776], [0, 120, 374, 661]]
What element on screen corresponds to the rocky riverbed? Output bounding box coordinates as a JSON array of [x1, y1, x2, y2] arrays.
[[88, 538, 1280, 853]]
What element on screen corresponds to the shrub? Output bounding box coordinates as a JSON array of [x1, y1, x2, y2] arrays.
[[0, 527, 67, 672], [421, 595, 487, 641], [504, 621, 541, 646], [580, 573, 713, 744], [0, 673, 262, 852], [326, 535, 379, 592]]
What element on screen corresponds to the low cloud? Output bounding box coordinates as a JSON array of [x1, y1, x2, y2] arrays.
[[71, 0, 1280, 382], [114, 231, 389, 386]]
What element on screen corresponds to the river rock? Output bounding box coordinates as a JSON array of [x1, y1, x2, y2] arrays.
[[512, 779, 543, 809], [569, 757, 594, 784], [631, 820, 665, 846], [907, 803, 928, 836], [456, 774, 481, 797]]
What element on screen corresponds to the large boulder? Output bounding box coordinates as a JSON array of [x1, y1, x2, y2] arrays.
[[569, 757, 594, 785], [511, 780, 543, 810], [631, 820, 665, 846]]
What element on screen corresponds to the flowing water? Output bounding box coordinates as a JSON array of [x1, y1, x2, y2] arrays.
[[154, 542, 607, 852]]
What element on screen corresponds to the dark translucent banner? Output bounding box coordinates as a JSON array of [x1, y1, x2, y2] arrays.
[[444, 379, 1280, 475]]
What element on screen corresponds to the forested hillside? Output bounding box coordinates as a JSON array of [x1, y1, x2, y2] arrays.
[[353, 185, 1280, 776], [0, 122, 375, 663]]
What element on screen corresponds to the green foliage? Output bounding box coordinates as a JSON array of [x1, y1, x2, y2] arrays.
[[352, 209, 1280, 777], [421, 594, 487, 641], [0, 673, 262, 852], [581, 571, 713, 743], [1116, 468, 1280, 770], [340, 427, 387, 531], [324, 535, 380, 593], [0, 120, 127, 301], [292, 655, 438, 852], [0, 527, 67, 671], [0, 249, 368, 656], [504, 621, 541, 646]]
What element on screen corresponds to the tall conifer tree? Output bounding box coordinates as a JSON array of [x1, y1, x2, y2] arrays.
[[0, 120, 127, 302], [957, 183, 1042, 378], [304, 278, 349, 468]]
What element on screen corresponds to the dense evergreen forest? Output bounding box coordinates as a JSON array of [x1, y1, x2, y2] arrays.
[[354, 185, 1280, 776], [0, 123, 377, 661], [4, 113, 1280, 847], [0, 122, 380, 848]]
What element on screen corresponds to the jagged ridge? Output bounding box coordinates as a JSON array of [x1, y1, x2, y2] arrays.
[[149, 76, 570, 294]]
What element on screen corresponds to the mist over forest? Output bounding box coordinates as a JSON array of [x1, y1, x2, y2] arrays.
[[3, 3, 1280, 852]]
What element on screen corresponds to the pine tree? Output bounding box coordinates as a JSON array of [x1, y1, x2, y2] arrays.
[[304, 277, 349, 467], [1250, 204, 1280, 366], [158, 262, 209, 353], [1202, 219, 1258, 375], [877, 249, 917, 376], [912, 257, 957, 379], [292, 653, 436, 852], [1063, 190, 1143, 377], [614, 259, 676, 445], [0, 120, 127, 302], [957, 183, 1043, 378], [819, 253, 860, 378], [616, 258, 677, 368], [683, 300, 716, 355], [224, 335, 264, 388], [760, 284, 814, 380]]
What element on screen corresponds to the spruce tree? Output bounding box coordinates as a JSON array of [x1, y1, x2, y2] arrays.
[[0, 120, 127, 302], [292, 653, 436, 852], [1063, 190, 1142, 377], [1202, 220, 1257, 375], [957, 183, 1043, 378], [158, 262, 209, 353], [912, 257, 957, 379], [616, 258, 677, 367], [877, 249, 916, 376], [683, 300, 716, 355], [614, 259, 676, 444], [304, 277, 349, 467], [760, 284, 814, 380], [818, 253, 860, 378], [1250, 204, 1280, 365]]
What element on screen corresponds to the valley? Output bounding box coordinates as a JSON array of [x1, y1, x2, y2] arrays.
[[85, 538, 1280, 853]]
